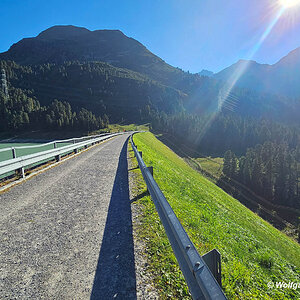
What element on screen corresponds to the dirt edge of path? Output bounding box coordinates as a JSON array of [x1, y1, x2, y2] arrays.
[[127, 141, 159, 300]]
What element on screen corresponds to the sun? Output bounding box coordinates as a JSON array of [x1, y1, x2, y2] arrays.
[[280, 0, 300, 8]]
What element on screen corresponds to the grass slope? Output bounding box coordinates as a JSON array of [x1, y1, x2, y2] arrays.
[[196, 157, 223, 179], [131, 132, 300, 299], [108, 123, 149, 133]]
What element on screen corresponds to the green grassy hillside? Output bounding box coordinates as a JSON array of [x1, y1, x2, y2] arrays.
[[195, 157, 223, 179], [131, 132, 300, 299]]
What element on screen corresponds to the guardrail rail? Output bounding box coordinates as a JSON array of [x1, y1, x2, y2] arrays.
[[0, 132, 125, 179], [130, 134, 227, 300]]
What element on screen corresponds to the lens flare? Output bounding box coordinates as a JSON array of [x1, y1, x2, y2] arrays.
[[193, 2, 297, 145], [280, 0, 300, 8], [216, 6, 285, 115]]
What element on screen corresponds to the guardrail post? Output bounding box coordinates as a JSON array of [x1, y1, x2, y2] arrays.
[[202, 249, 222, 287], [12, 148, 16, 159], [16, 167, 25, 178], [147, 166, 153, 177], [21, 167, 25, 179], [74, 148, 78, 154], [54, 142, 57, 149], [55, 155, 61, 162]]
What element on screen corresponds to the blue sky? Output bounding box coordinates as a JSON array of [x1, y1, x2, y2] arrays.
[[1, 0, 300, 73]]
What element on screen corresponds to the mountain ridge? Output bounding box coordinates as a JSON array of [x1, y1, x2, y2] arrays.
[[214, 46, 300, 98], [1, 25, 299, 124], [0, 25, 179, 86]]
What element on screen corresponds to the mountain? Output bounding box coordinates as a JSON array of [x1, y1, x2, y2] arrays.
[[1, 25, 299, 125], [1, 25, 160, 68], [198, 69, 214, 77], [0, 26, 218, 118], [0, 25, 192, 90], [214, 47, 300, 98]]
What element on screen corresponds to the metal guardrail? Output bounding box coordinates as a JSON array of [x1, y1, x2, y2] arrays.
[[0, 133, 111, 156], [130, 135, 227, 300], [0, 132, 124, 179]]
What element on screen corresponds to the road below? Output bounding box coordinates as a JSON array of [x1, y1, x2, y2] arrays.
[[0, 133, 137, 299]]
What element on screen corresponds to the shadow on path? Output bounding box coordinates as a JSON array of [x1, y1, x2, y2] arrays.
[[90, 140, 137, 299]]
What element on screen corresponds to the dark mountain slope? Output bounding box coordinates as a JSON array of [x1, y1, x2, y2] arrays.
[[0, 25, 187, 89], [0, 26, 220, 118], [1, 60, 186, 122], [0, 26, 226, 99]]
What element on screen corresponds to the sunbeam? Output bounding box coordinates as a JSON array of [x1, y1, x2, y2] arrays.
[[280, 0, 300, 9], [194, 4, 290, 145], [218, 6, 285, 113]]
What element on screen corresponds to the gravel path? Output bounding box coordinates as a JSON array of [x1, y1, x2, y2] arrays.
[[0, 133, 136, 299]]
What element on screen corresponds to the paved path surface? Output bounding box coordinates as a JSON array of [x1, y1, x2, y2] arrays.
[[0, 134, 136, 299]]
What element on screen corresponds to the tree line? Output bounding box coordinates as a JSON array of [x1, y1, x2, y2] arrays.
[[1, 60, 184, 123], [223, 143, 300, 208], [149, 111, 299, 154], [0, 88, 109, 133]]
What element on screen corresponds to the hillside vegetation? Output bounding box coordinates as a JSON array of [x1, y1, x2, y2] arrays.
[[131, 132, 300, 299], [0, 60, 185, 123], [1, 25, 300, 125]]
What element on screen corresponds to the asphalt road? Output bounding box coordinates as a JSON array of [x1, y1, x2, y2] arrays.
[[0, 133, 137, 299]]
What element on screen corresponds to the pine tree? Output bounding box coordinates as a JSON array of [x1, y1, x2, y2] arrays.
[[223, 150, 233, 177], [274, 148, 288, 205]]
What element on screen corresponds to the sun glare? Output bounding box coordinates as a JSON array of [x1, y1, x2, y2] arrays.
[[280, 0, 300, 8]]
